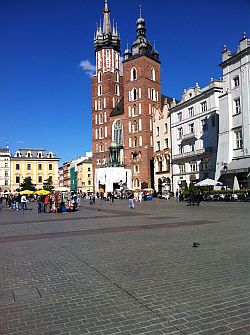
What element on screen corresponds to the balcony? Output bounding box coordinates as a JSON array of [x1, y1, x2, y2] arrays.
[[172, 148, 205, 160], [182, 132, 196, 141]]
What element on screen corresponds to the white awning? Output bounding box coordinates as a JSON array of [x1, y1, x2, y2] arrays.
[[227, 158, 250, 173]]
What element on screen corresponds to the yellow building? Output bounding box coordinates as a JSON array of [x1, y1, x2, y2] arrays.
[[77, 159, 93, 193], [11, 148, 60, 192]]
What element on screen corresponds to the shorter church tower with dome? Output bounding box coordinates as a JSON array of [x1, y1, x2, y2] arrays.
[[92, 0, 161, 193]]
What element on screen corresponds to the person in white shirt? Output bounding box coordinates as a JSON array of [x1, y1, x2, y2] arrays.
[[21, 195, 27, 210]]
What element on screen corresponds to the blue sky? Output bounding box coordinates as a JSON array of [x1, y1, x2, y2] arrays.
[[1, 0, 250, 165]]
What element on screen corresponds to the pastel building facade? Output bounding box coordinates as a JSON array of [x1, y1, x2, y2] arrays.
[[215, 33, 250, 188], [11, 148, 60, 192], [0, 147, 11, 192], [170, 80, 223, 193], [153, 96, 173, 193]]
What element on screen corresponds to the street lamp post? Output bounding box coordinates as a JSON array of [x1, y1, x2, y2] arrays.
[[223, 163, 228, 190]]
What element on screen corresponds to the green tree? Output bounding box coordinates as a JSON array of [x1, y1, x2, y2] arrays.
[[20, 177, 36, 191], [43, 176, 54, 192]]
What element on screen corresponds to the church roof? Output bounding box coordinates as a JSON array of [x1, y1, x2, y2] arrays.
[[110, 97, 124, 116]]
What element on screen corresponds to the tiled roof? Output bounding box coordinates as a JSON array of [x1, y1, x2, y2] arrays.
[[110, 98, 124, 117]]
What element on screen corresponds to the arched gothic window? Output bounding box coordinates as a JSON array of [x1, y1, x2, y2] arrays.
[[112, 119, 123, 145], [131, 68, 137, 81], [132, 104, 137, 116], [133, 136, 138, 147], [98, 72, 102, 83], [132, 88, 137, 101], [99, 113, 103, 124], [132, 120, 138, 132], [98, 85, 102, 96], [99, 127, 104, 139], [99, 98, 102, 110], [134, 178, 139, 188], [115, 71, 119, 82], [151, 67, 156, 81]]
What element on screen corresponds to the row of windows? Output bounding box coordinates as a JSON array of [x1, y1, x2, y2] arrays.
[[177, 116, 216, 138], [130, 67, 156, 82], [128, 88, 159, 102], [156, 159, 171, 173], [178, 159, 212, 174], [15, 175, 53, 184], [178, 162, 198, 174], [98, 84, 120, 96], [94, 97, 120, 110], [98, 71, 119, 83], [15, 152, 54, 158], [97, 49, 119, 70], [176, 98, 239, 122], [176, 128, 242, 156], [15, 163, 53, 170], [156, 138, 169, 151], [156, 123, 168, 136], [177, 102, 208, 122]]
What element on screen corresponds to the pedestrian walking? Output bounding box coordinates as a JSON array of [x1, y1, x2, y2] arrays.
[[128, 192, 135, 209]]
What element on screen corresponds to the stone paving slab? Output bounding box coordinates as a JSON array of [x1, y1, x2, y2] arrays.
[[0, 199, 249, 334]]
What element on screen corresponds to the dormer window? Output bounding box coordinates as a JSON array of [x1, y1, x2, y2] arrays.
[[16, 151, 21, 158], [48, 152, 53, 158], [26, 151, 32, 158], [37, 152, 43, 158]]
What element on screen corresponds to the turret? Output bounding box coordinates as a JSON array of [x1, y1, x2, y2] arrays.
[[124, 6, 159, 62]]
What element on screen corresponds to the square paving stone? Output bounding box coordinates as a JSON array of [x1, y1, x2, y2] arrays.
[[13, 287, 42, 302]]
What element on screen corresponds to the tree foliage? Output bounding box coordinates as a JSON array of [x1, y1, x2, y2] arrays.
[[20, 177, 36, 191], [43, 176, 54, 191]]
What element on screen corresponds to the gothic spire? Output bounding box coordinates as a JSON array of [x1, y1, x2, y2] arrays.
[[103, 0, 111, 35], [94, 0, 120, 52]]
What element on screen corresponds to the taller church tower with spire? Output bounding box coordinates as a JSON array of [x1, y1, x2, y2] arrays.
[[92, 1, 161, 192], [92, 0, 123, 173]]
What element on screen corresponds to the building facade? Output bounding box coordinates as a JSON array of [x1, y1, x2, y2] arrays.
[[0, 147, 11, 192], [215, 33, 250, 188], [170, 80, 223, 193], [58, 166, 64, 187], [91, 1, 161, 191], [153, 96, 173, 193], [77, 159, 93, 193], [10, 148, 60, 192]]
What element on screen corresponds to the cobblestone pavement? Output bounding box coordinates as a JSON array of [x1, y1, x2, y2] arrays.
[[0, 199, 249, 335]]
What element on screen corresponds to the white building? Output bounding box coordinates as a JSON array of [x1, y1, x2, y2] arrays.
[[0, 146, 11, 192], [153, 96, 173, 193], [215, 33, 250, 189], [170, 80, 223, 193]]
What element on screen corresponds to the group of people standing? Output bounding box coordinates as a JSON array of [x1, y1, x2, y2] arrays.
[[37, 192, 81, 213], [1, 193, 28, 211]]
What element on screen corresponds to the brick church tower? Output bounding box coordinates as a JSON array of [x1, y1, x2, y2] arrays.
[[92, 1, 161, 191], [92, 0, 123, 174], [122, 12, 161, 189]]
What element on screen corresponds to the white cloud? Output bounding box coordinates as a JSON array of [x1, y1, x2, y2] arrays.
[[80, 60, 95, 77]]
